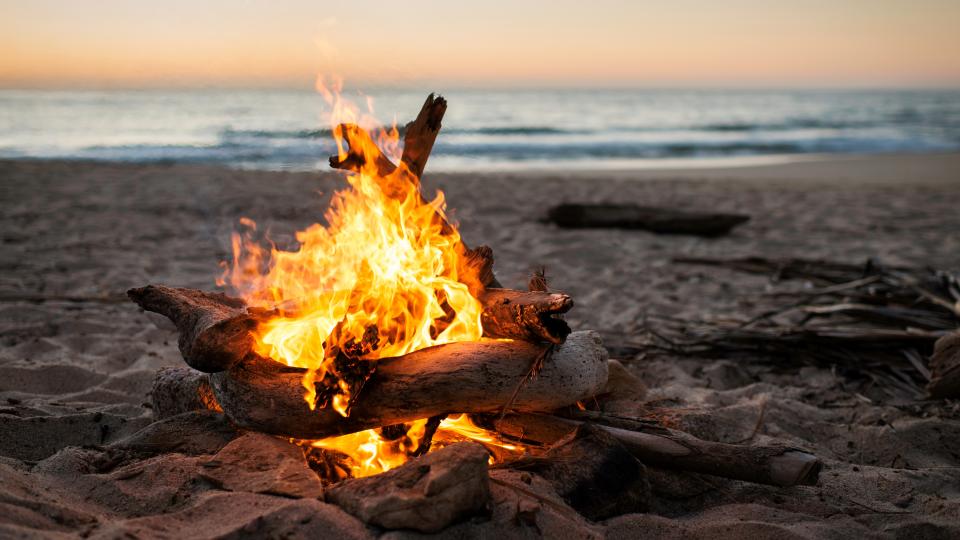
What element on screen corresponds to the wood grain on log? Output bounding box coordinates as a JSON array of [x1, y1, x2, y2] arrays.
[[489, 412, 821, 487], [546, 204, 750, 237], [151, 366, 221, 418], [208, 331, 608, 439]]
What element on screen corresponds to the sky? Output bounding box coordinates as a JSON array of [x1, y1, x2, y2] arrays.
[[2, 0, 959, 89]]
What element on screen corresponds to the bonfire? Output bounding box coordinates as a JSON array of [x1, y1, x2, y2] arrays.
[[127, 87, 822, 531]]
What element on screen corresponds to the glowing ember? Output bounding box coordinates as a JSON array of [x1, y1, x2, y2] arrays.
[[308, 415, 524, 478]]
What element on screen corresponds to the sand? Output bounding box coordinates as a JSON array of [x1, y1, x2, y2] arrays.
[[1, 153, 959, 538]]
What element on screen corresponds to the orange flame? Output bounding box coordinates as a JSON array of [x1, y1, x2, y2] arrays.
[[220, 78, 522, 477], [222, 78, 483, 416], [308, 415, 524, 478]]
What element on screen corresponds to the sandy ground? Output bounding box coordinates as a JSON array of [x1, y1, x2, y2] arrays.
[[1, 153, 959, 538]]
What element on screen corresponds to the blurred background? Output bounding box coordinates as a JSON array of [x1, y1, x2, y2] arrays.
[[2, 0, 959, 172]]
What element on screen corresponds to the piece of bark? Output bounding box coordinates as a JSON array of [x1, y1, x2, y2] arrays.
[[128, 285, 269, 373], [208, 331, 608, 439], [928, 331, 960, 398], [490, 412, 821, 487], [199, 433, 324, 499], [506, 424, 650, 520], [479, 288, 572, 344], [151, 366, 220, 419], [130, 285, 572, 378], [326, 442, 490, 533], [545, 204, 750, 237]]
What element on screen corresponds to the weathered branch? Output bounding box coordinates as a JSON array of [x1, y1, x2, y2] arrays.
[[208, 331, 608, 439], [399, 93, 446, 179], [488, 412, 821, 487], [127, 285, 270, 372]]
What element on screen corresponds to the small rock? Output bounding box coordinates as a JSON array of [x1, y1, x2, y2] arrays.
[[112, 410, 239, 457], [326, 442, 490, 533], [603, 359, 647, 401], [200, 433, 323, 499]]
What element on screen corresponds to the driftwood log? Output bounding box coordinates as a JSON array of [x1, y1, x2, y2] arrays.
[[157, 331, 607, 439], [488, 412, 821, 487], [129, 285, 572, 373], [545, 204, 750, 237]]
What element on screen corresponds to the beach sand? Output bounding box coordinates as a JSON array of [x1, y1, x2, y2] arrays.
[[1, 153, 959, 538]]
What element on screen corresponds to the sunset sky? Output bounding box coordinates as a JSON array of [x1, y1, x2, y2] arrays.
[[2, 0, 959, 89]]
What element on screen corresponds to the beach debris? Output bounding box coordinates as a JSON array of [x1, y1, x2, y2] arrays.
[[490, 411, 821, 487], [325, 442, 491, 533], [544, 203, 749, 237], [649, 256, 960, 399]]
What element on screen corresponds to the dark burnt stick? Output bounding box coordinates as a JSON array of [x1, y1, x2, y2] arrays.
[[128, 285, 270, 373], [489, 412, 822, 488], [399, 93, 447, 179]]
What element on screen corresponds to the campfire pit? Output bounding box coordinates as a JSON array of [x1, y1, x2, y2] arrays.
[[129, 92, 821, 530]]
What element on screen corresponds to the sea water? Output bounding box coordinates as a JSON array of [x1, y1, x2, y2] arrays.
[[1, 88, 958, 172]]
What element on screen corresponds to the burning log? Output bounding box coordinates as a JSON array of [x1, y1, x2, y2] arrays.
[[128, 285, 572, 373], [207, 331, 608, 439], [489, 412, 821, 487]]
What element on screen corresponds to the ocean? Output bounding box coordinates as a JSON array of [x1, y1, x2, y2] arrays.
[[1, 88, 958, 172]]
